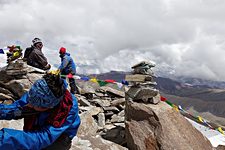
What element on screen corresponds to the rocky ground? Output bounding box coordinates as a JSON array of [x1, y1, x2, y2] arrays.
[[0, 60, 224, 150]]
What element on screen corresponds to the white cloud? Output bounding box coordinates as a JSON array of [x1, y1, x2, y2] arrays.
[[1, 0, 225, 81]]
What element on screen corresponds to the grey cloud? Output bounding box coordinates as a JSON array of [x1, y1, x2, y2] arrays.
[[1, 0, 225, 81]]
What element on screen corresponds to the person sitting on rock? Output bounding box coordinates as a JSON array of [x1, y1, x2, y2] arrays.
[[0, 72, 80, 150], [58, 47, 77, 94], [24, 38, 51, 70]]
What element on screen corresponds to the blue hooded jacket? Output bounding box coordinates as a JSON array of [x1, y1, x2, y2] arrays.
[[0, 83, 80, 150], [58, 53, 76, 75]]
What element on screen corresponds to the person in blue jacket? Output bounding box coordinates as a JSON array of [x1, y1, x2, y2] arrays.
[[0, 72, 80, 150], [58, 47, 77, 94]]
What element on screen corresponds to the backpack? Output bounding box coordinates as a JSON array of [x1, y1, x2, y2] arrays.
[[23, 46, 34, 59]]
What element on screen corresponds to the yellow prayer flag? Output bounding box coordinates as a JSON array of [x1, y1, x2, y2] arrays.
[[197, 116, 204, 123], [172, 104, 179, 112], [49, 70, 60, 75], [90, 78, 98, 83], [217, 127, 224, 135], [13, 51, 20, 57]]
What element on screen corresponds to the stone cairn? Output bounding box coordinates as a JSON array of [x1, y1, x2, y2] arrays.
[[0, 59, 44, 103], [124, 61, 215, 150], [0, 60, 128, 149], [125, 61, 160, 104]]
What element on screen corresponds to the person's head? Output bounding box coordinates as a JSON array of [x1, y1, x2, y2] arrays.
[[59, 47, 66, 58], [27, 72, 65, 111], [32, 38, 43, 50]]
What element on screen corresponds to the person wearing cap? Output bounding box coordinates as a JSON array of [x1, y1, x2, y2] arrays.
[[24, 38, 51, 70], [0, 73, 80, 150], [58, 47, 77, 94]]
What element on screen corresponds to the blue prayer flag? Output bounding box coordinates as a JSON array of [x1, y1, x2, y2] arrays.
[[0, 49, 4, 54], [81, 76, 90, 81], [121, 80, 129, 85]]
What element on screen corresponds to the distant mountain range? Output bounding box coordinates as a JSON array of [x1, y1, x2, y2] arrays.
[[92, 71, 225, 125], [173, 76, 225, 89]]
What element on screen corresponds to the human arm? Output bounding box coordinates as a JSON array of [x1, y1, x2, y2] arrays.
[[58, 56, 69, 72], [0, 120, 77, 150], [0, 93, 29, 120], [32, 50, 51, 70], [0, 96, 80, 150]]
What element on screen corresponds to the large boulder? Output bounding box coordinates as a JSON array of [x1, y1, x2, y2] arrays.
[[216, 145, 225, 150], [125, 101, 213, 150], [77, 111, 99, 136], [72, 135, 128, 150]]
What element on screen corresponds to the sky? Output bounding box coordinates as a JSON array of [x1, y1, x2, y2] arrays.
[[1, 0, 225, 81]]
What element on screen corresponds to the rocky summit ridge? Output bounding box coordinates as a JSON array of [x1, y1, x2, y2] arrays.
[[0, 60, 224, 150]]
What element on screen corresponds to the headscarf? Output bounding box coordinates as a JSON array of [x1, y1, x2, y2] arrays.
[[28, 79, 62, 108]]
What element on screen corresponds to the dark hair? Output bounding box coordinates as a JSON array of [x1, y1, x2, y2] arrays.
[[43, 73, 65, 98]]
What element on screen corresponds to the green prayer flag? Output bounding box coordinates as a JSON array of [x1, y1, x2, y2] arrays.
[[165, 100, 173, 107], [97, 80, 108, 86], [60, 74, 67, 78]]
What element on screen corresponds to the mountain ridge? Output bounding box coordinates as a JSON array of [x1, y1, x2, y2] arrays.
[[92, 71, 225, 124]]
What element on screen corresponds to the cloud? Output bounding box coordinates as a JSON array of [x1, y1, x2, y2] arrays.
[[1, 0, 225, 81]]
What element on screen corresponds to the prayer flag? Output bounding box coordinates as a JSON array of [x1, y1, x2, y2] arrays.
[[172, 104, 179, 112], [60, 74, 67, 78], [13, 51, 20, 57], [0, 49, 4, 54], [105, 79, 115, 83], [160, 96, 167, 101], [74, 75, 81, 80], [178, 105, 182, 110], [67, 73, 73, 79], [2, 47, 8, 50], [165, 100, 173, 107], [90, 78, 98, 83], [49, 70, 60, 75], [116, 82, 123, 89], [121, 80, 129, 86], [97, 80, 108, 86], [81, 76, 90, 81], [217, 127, 224, 135], [197, 116, 204, 123]]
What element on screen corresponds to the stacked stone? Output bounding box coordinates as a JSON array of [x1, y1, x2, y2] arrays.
[[125, 61, 160, 104], [75, 85, 127, 146], [0, 61, 128, 150], [0, 60, 44, 101], [6, 59, 28, 77]]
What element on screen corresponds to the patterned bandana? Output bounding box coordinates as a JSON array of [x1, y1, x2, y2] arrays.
[[28, 79, 62, 108]]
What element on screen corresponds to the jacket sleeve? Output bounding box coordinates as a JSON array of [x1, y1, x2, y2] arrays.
[[0, 93, 29, 120], [58, 56, 69, 72], [33, 50, 48, 68], [0, 95, 80, 150]]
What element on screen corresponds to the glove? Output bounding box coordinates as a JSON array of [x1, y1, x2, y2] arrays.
[[44, 64, 51, 70], [48, 69, 60, 75]]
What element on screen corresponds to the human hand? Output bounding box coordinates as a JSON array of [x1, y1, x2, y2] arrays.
[[46, 64, 51, 70]]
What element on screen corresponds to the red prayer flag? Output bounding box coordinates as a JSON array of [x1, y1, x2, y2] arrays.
[[160, 96, 167, 101], [105, 79, 115, 83], [67, 73, 73, 79]]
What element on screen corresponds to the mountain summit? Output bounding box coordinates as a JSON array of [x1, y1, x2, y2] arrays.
[[0, 60, 224, 149]]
